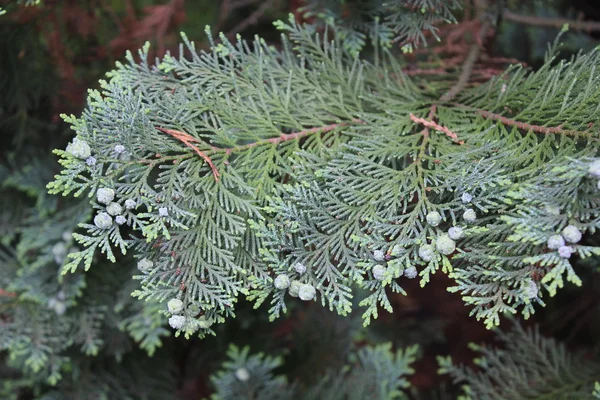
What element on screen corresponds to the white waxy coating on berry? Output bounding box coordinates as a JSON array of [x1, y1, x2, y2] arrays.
[[51, 242, 67, 264], [524, 280, 538, 299], [274, 274, 291, 290], [167, 298, 184, 314], [298, 284, 316, 301], [448, 226, 464, 240], [96, 188, 115, 205], [137, 258, 154, 272], [418, 244, 435, 262], [115, 215, 126, 225], [288, 280, 302, 297], [124, 199, 136, 209], [547, 235, 565, 250], [372, 265, 386, 281], [198, 315, 213, 329], [561, 225, 582, 244], [588, 159, 600, 177], [94, 212, 113, 229], [158, 207, 169, 217], [461, 192, 473, 204], [558, 245, 575, 259], [168, 315, 186, 329], [235, 367, 250, 382], [436, 234, 456, 255], [114, 144, 125, 154], [53, 301, 67, 316], [463, 208, 477, 223], [85, 156, 96, 166], [426, 211, 442, 227], [293, 262, 306, 274], [106, 202, 123, 216], [373, 250, 385, 261], [66, 137, 91, 159], [404, 266, 418, 279]]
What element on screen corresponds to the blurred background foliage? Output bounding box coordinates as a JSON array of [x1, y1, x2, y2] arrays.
[[1, 0, 600, 399]]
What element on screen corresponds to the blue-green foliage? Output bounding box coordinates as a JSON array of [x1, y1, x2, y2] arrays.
[[438, 322, 600, 399], [209, 342, 418, 400]]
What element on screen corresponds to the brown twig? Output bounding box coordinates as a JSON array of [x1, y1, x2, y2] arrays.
[[226, 0, 275, 38], [439, 19, 491, 101], [0, 289, 16, 298], [157, 120, 363, 180], [156, 127, 221, 181], [410, 112, 461, 142], [475, 109, 586, 136], [504, 9, 600, 32]]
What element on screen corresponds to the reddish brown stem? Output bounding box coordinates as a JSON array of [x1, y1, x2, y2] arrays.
[[476, 110, 585, 136], [217, 120, 362, 155], [504, 10, 600, 32], [0, 289, 16, 298], [156, 127, 221, 181], [410, 113, 462, 142]]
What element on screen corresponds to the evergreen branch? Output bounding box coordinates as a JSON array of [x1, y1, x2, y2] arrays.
[[504, 9, 600, 32]]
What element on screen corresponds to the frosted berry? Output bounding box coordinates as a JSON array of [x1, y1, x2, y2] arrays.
[[66, 137, 91, 159], [51, 242, 67, 264], [114, 144, 125, 154], [158, 207, 169, 217], [53, 301, 67, 316], [235, 367, 250, 382], [94, 212, 113, 229], [106, 202, 123, 216], [448, 226, 464, 240], [293, 262, 306, 274], [426, 211, 442, 227], [115, 215, 126, 225], [124, 199, 136, 209], [373, 250, 385, 261], [85, 156, 96, 166], [167, 298, 184, 314], [561, 225, 582, 244], [588, 159, 600, 177], [137, 258, 154, 272], [298, 283, 316, 301], [288, 280, 302, 297], [461, 192, 472, 204], [96, 187, 115, 205], [274, 274, 291, 290], [418, 244, 435, 262], [168, 315, 186, 329], [198, 315, 213, 329], [436, 234, 456, 255], [558, 245, 575, 259], [523, 280, 538, 299], [404, 266, 418, 279], [463, 208, 477, 223], [372, 265, 386, 281], [547, 234, 565, 250]]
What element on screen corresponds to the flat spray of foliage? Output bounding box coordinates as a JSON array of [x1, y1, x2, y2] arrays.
[[3, 0, 600, 398]]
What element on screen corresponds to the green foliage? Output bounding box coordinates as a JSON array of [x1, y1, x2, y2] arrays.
[[209, 343, 419, 400], [301, 0, 462, 54], [438, 322, 600, 399], [47, 7, 600, 341], [4, 0, 600, 398]]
